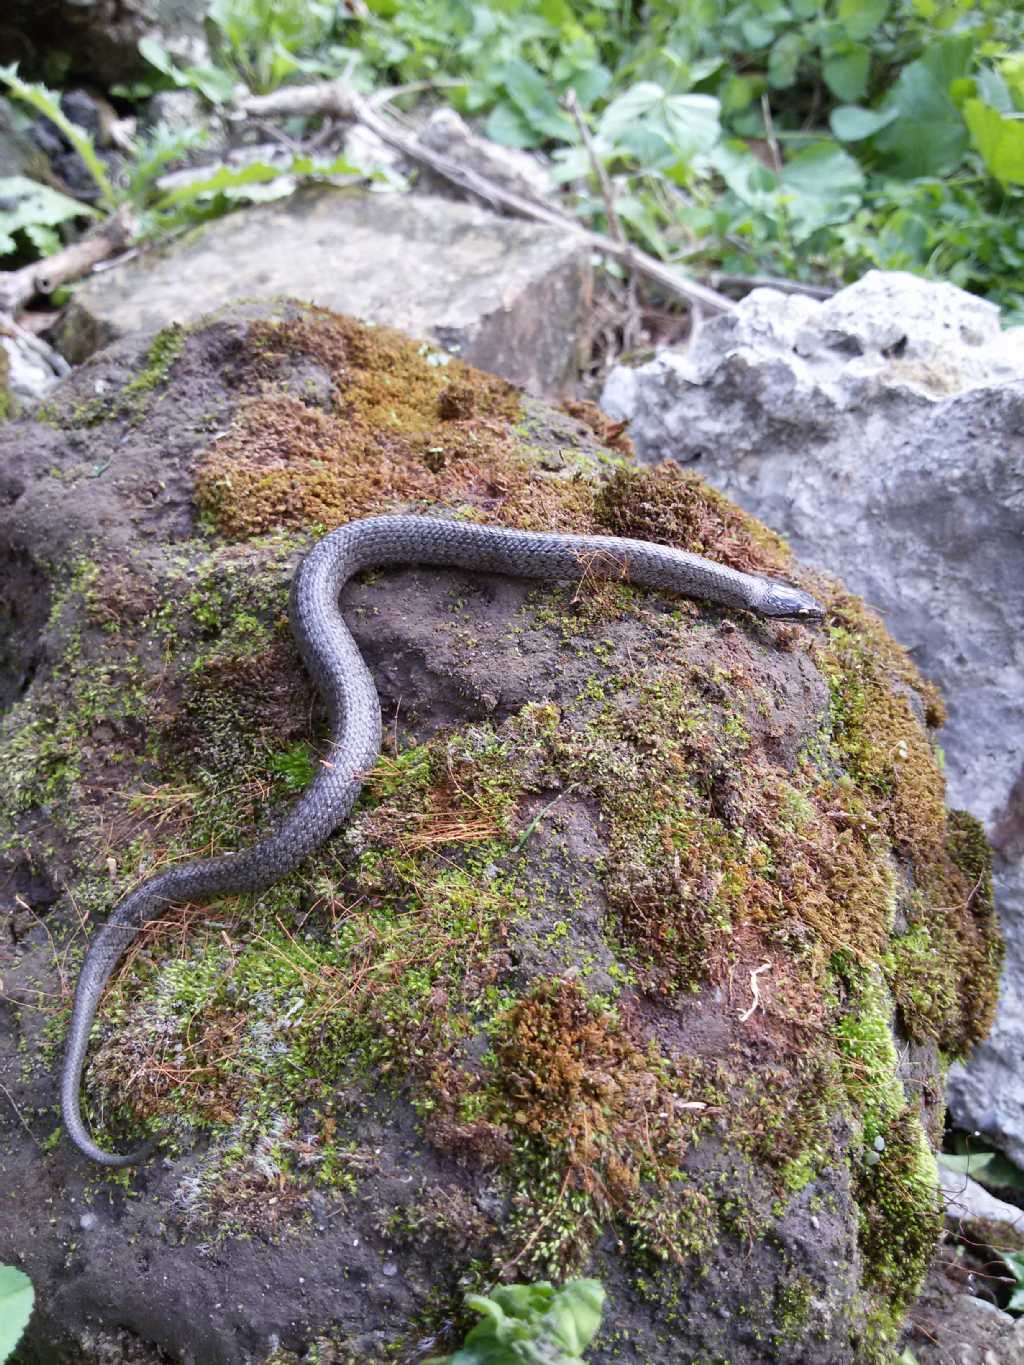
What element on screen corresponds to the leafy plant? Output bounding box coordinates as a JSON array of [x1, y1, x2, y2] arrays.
[[0, 1265, 33, 1364], [0, 174, 98, 256], [939, 1141, 1024, 1193], [999, 1250, 1024, 1315], [427, 1279, 605, 1365], [0, 65, 117, 209]]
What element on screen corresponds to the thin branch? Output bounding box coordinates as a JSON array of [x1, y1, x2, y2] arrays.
[[760, 93, 783, 178], [239, 81, 735, 316], [710, 273, 835, 300], [0, 203, 135, 314], [564, 88, 624, 246]]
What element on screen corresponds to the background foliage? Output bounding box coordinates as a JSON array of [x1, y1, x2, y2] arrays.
[[2, 0, 1024, 315]]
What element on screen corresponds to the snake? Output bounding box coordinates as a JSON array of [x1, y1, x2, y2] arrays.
[[61, 514, 824, 1165]]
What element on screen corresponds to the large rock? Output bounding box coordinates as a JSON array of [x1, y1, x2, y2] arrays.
[[56, 186, 592, 397], [602, 270, 1024, 1165], [0, 301, 1000, 1362]]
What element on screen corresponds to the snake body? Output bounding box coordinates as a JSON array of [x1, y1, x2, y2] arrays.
[[61, 515, 823, 1165]]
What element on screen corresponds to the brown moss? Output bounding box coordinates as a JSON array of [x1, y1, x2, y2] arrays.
[[194, 309, 602, 539], [597, 461, 794, 576], [561, 398, 635, 457]]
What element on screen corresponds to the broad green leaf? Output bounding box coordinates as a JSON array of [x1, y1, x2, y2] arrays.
[[485, 100, 535, 148], [823, 44, 871, 102], [964, 100, 1024, 186], [1000, 54, 1024, 111], [138, 34, 175, 76], [780, 140, 865, 239], [501, 59, 572, 139], [0, 1265, 34, 1363], [838, 0, 888, 40], [569, 64, 611, 110], [976, 67, 1012, 115], [768, 32, 807, 90], [830, 104, 899, 140], [598, 81, 665, 139], [662, 94, 721, 158], [873, 44, 970, 176], [543, 1280, 605, 1353]]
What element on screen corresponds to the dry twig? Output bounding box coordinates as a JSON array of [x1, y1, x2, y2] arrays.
[[239, 80, 736, 316]]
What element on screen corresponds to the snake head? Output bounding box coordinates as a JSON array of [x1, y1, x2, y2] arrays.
[[759, 581, 826, 620]]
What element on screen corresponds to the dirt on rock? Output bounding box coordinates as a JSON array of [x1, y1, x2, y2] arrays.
[[0, 301, 1002, 1363]]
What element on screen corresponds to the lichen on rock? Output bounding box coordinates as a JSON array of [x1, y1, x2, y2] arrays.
[[0, 301, 1002, 1364]]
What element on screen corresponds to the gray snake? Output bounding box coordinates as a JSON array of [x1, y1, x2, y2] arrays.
[[61, 514, 824, 1165]]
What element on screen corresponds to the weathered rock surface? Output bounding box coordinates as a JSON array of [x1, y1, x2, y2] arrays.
[[56, 186, 592, 396], [0, 302, 1000, 1362], [899, 1257, 1024, 1365], [602, 270, 1024, 1165]]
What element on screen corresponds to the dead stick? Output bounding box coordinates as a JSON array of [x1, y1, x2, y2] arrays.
[[564, 88, 624, 246], [711, 273, 835, 300], [0, 204, 135, 314], [240, 81, 735, 316]]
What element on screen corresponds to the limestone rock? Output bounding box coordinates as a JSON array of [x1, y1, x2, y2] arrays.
[[56, 186, 592, 397], [602, 270, 1024, 1164], [0, 302, 999, 1363]]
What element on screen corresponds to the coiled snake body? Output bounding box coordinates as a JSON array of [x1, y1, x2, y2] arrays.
[[62, 515, 823, 1165]]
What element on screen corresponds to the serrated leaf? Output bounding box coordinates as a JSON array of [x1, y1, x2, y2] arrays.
[[662, 94, 721, 157], [829, 104, 899, 140], [0, 175, 97, 241], [965, 99, 1024, 186], [0, 1265, 34, 1362], [823, 44, 871, 102], [838, 0, 888, 40]]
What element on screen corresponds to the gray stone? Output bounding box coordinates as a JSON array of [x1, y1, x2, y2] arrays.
[[939, 1165, 1024, 1236], [602, 270, 1024, 1161], [56, 186, 591, 396], [1, 322, 70, 410]]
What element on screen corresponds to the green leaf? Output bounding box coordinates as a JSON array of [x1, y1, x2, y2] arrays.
[[484, 101, 536, 148], [598, 82, 665, 139], [779, 140, 865, 239], [823, 44, 871, 102], [938, 1151, 997, 1177], [0, 65, 117, 209], [768, 32, 807, 90], [838, 0, 888, 41], [138, 35, 175, 77], [1001, 53, 1024, 111], [830, 104, 899, 140], [873, 40, 971, 176], [568, 65, 611, 110], [0, 174, 97, 259], [965, 99, 1024, 185], [0, 1265, 34, 1363], [661, 94, 721, 158], [501, 59, 573, 139]]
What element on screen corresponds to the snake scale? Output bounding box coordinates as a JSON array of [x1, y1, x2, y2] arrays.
[[61, 514, 824, 1165]]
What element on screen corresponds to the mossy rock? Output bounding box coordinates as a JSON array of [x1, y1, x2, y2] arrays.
[[0, 301, 1002, 1364]]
